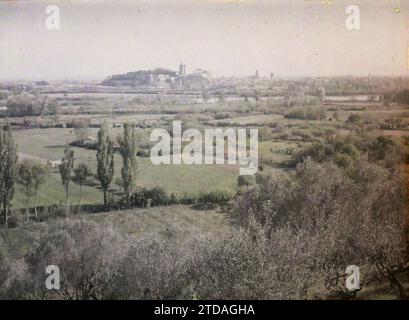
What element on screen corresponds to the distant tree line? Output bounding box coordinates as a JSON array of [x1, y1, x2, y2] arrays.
[[5, 93, 59, 117]]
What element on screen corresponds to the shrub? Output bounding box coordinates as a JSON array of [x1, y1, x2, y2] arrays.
[[144, 187, 169, 207], [333, 153, 353, 169], [20, 219, 125, 300], [130, 190, 146, 207], [169, 193, 178, 205], [285, 106, 327, 120], [107, 233, 195, 299], [197, 191, 231, 206], [237, 175, 256, 187], [6, 214, 21, 228], [347, 113, 361, 124], [136, 149, 149, 157], [130, 187, 169, 208]]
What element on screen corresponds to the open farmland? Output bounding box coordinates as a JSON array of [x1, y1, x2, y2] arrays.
[[10, 95, 409, 210], [11, 126, 239, 209]]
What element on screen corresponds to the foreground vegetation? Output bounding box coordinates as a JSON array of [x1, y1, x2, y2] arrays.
[[0, 156, 407, 299]]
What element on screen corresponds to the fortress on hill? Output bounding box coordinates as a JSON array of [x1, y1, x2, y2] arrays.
[[101, 63, 212, 90]]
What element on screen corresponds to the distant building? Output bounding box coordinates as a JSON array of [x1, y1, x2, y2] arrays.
[[34, 80, 50, 86], [48, 160, 62, 168], [254, 70, 259, 79], [101, 64, 212, 90], [101, 68, 178, 88], [179, 63, 186, 76]]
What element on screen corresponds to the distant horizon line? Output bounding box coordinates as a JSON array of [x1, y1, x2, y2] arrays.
[[2, 73, 409, 84]]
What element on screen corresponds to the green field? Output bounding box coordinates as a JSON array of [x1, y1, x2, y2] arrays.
[[12, 127, 239, 208], [11, 101, 407, 209]]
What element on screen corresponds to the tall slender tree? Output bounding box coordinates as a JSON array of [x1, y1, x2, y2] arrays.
[[118, 122, 138, 208], [31, 162, 48, 220], [59, 148, 74, 214], [0, 126, 18, 227], [0, 132, 5, 224], [73, 163, 91, 211], [18, 160, 48, 222], [96, 122, 115, 207], [0, 132, 5, 225], [18, 160, 35, 222]]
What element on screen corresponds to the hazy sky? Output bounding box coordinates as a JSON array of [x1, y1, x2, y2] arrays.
[[0, 0, 408, 81]]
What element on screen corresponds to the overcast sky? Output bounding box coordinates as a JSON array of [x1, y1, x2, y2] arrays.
[[0, 0, 408, 81]]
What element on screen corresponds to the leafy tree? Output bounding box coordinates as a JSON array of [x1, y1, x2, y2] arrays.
[[0, 126, 18, 226], [96, 122, 115, 207], [118, 123, 138, 208], [18, 159, 49, 221], [6, 93, 59, 117], [368, 136, 396, 161], [59, 148, 75, 214], [73, 163, 91, 209], [73, 119, 91, 143]]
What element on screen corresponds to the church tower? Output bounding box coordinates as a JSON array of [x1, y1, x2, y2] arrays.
[[179, 63, 186, 76]]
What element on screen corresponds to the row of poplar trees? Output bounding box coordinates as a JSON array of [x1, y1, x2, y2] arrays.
[[96, 121, 138, 208], [59, 121, 138, 212], [0, 122, 138, 225]]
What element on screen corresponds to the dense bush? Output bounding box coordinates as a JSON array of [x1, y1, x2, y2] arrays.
[[136, 149, 150, 157], [285, 106, 327, 120], [130, 187, 169, 208], [237, 175, 256, 187], [197, 191, 231, 207]]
